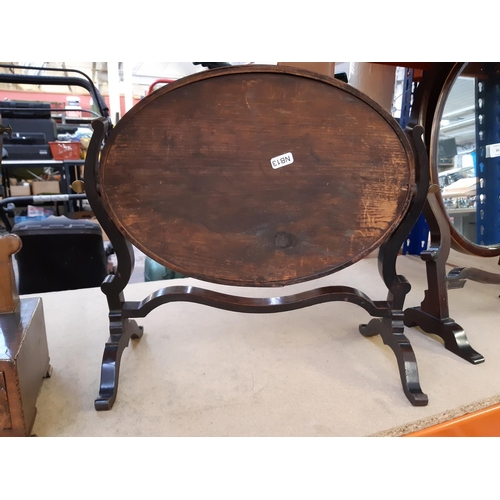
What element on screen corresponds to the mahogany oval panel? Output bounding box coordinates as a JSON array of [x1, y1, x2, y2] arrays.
[[99, 65, 415, 287]]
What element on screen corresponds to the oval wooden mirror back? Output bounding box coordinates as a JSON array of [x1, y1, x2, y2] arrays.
[[99, 65, 415, 286]]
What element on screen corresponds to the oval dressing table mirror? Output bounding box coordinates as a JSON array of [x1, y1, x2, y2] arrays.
[[431, 62, 500, 257], [402, 62, 500, 365]]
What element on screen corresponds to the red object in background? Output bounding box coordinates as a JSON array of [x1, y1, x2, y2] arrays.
[[49, 141, 81, 160], [148, 79, 175, 95], [0, 90, 141, 117]]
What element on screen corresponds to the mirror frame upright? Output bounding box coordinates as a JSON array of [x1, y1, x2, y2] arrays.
[[422, 62, 500, 257]]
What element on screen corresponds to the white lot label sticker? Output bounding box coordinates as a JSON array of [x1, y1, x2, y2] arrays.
[[271, 152, 294, 169], [486, 143, 500, 159]]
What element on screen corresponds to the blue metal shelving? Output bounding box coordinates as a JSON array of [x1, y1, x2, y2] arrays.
[[474, 64, 500, 246], [400, 68, 430, 255]]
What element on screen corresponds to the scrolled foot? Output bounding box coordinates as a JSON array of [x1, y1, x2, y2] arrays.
[[441, 322, 484, 364], [406, 390, 428, 406], [95, 396, 115, 411], [130, 322, 144, 340], [404, 307, 484, 365], [95, 319, 143, 411], [95, 342, 121, 411], [359, 318, 382, 337], [379, 317, 428, 407]]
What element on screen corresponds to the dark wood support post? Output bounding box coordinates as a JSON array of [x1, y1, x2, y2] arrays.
[[404, 186, 484, 364]]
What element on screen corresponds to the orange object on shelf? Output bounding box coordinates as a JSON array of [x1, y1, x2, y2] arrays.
[[48, 141, 81, 160], [405, 403, 500, 437]]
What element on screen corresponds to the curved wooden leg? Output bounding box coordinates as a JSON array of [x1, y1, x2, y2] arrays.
[[379, 315, 428, 406], [86, 119, 146, 411], [356, 126, 429, 406], [404, 189, 484, 364], [360, 315, 428, 406], [359, 318, 383, 337], [95, 319, 144, 411], [404, 307, 484, 365]]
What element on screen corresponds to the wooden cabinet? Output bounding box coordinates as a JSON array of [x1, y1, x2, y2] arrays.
[[0, 298, 50, 437]]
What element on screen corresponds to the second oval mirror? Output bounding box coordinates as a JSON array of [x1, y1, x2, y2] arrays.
[[436, 62, 500, 249]]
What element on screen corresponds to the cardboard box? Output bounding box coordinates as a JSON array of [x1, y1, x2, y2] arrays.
[[10, 184, 31, 196], [31, 181, 61, 195]]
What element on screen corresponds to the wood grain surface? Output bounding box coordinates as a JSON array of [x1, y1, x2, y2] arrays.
[[0, 233, 21, 313], [99, 65, 415, 286]]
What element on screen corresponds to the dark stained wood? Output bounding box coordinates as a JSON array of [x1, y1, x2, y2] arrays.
[[401, 65, 485, 364], [0, 234, 51, 436], [403, 187, 484, 365], [99, 65, 415, 287], [86, 67, 430, 410], [0, 298, 51, 436], [418, 62, 500, 258], [447, 267, 500, 288], [0, 234, 22, 314]]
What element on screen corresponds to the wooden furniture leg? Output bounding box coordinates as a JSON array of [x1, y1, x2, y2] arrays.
[[94, 308, 143, 411], [447, 266, 500, 290], [83, 120, 145, 410], [404, 186, 484, 364], [359, 125, 430, 405], [85, 67, 435, 410]]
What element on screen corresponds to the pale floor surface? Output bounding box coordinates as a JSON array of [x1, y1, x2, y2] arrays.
[[22, 250, 500, 437]]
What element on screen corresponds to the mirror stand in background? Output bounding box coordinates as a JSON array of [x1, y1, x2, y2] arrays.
[[433, 62, 500, 255]]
